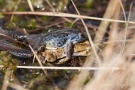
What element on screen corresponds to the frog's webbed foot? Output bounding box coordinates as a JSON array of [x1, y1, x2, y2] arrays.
[[56, 40, 74, 64]]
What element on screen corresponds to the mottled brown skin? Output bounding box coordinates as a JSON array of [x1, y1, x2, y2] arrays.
[[38, 40, 91, 64]]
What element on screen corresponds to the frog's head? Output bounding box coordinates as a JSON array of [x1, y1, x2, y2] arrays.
[[68, 32, 86, 44]]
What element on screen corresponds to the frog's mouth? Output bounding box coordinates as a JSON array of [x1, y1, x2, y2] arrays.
[[46, 47, 57, 50]]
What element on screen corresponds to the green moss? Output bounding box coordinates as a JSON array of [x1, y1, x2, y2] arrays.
[[0, 51, 7, 57], [83, 76, 90, 85], [19, 19, 27, 26], [18, 7, 26, 12], [0, 0, 6, 5], [17, 19, 37, 29], [5, 21, 15, 28], [64, 69, 71, 74], [66, 22, 73, 27], [0, 13, 4, 18], [12, 16, 19, 22], [27, 19, 36, 29], [83, 72, 93, 85], [57, 0, 70, 11], [0, 60, 3, 65], [0, 51, 19, 72], [57, 1, 65, 11], [85, 0, 94, 8], [41, 16, 49, 21], [0, 0, 17, 11]]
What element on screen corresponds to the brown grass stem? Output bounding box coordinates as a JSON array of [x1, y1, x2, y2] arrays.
[[0, 65, 120, 70], [2, 12, 135, 24], [10, 0, 21, 21], [27, 0, 34, 12]]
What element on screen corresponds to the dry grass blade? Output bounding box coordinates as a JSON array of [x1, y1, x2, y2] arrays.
[[28, 45, 48, 77], [11, 73, 24, 87], [71, 0, 101, 66], [45, 0, 55, 11], [120, 2, 134, 54], [67, 0, 119, 90], [83, 26, 135, 90], [10, 0, 21, 21], [1, 70, 11, 90], [103, 1, 120, 61], [82, 1, 135, 88], [0, 65, 120, 70], [28, 45, 59, 89], [2, 12, 135, 24], [94, 0, 119, 44], [27, 0, 34, 12], [9, 83, 28, 90], [2, 70, 26, 90]]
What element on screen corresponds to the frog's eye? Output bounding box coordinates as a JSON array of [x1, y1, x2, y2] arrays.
[[81, 33, 84, 36], [79, 33, 85, 38]]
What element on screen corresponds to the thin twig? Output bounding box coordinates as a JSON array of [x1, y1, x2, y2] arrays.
[[9, 83, 28, 90], [28, 45, 58, 89], [103, 1, 120, 61], [118, 0, 127, 54], [27, 0, 34, 12], [1, 70, 11, 90], [71, 0, 102, 65], [120, 1, 134, 54], [0, 65, 120, 70], [45, 0, 55, 11], [10, 0, 21, 21], [2, 12, 135, 24], [28, 45, 49, 77]]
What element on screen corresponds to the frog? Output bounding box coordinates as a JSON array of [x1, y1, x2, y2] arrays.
[[25, 29, 86, 51], [10, 28, 86, 55], [38, 40, 91, 64], [0, 28, 88, 64]]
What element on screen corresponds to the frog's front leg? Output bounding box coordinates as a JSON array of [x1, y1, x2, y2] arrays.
[[56, 40, 74, 64]]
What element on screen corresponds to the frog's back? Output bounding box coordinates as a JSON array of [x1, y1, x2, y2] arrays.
[[35, 29, 86, 50]]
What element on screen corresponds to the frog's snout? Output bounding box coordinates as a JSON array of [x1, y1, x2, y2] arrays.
[[79, 33, 86, 40]]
